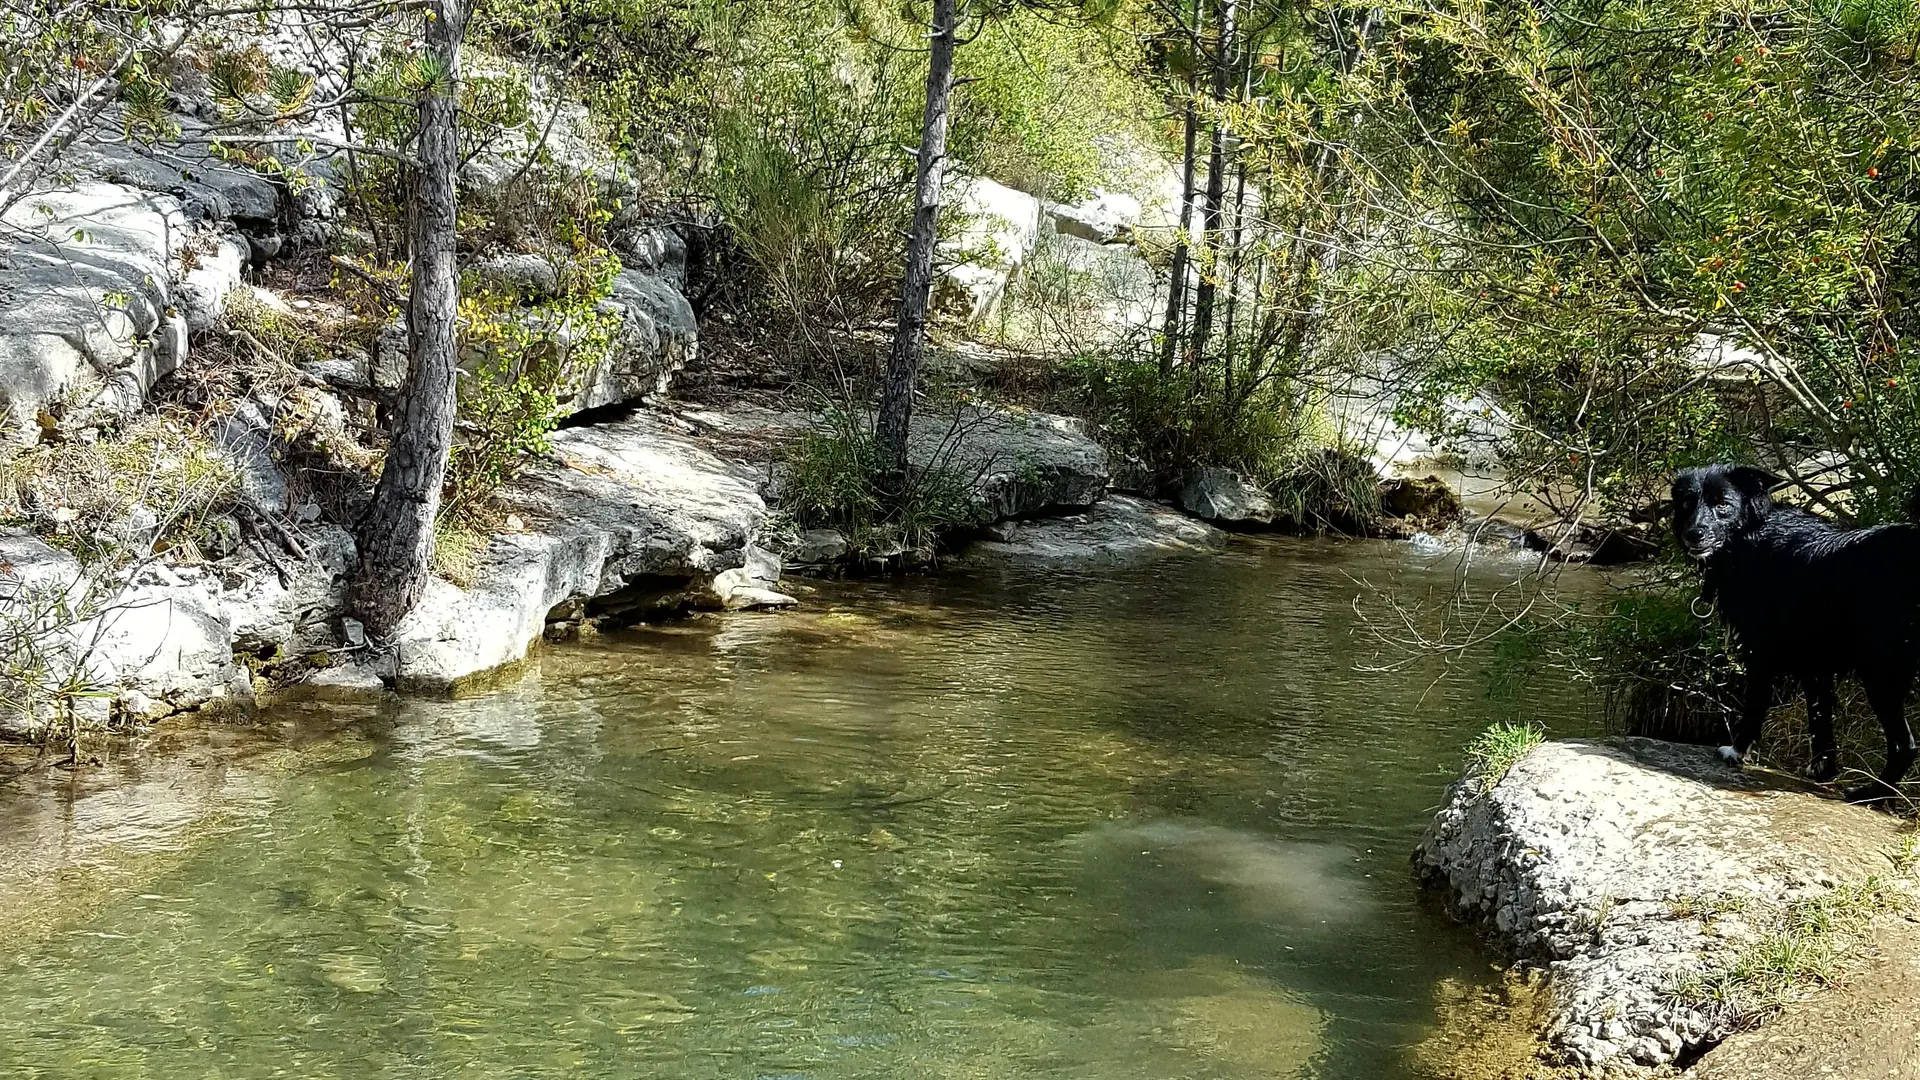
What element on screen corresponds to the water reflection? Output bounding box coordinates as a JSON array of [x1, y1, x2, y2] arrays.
[[0, 536, 1598, 1080]]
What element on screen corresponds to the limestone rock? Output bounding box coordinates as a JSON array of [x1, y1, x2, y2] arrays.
[[177, 232, 251, 333], [467, 252, 561, 297], [1177, 468, 1276, 528], [389, 412, 769, 689], [0, 181, 189, 440], [572, 268, 697, 412], [1046, 189, 1141, 244], [781, 528, 849, 568], [936, 176, 1043, 326], [964, 495, 1225, 566], [706, 544, 797, 610], [1416, 737, 1919, 1073], [618, 224, 689, 290], [913, 408, 1109, 526]]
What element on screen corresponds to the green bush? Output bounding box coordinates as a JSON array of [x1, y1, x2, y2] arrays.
[[782, 408, 974, 560], [1567, 584, 1738, 746], [446, 248, 623, 520], [1061, 348, 1312, 483]]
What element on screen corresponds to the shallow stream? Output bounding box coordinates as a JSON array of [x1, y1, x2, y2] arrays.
[[0, 537, 1596, 1079]]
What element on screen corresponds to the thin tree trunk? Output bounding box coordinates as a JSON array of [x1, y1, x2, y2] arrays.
[[1221, 158, 1249, 402], [1189, 0, 1237, 365], [1157, 0, 1205, 375], [1158, 96, 1201, 375], [876, 0, 958, 491], [351, 0, 466, 636]]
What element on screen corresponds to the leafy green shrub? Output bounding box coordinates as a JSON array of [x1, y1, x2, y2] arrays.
[[445, 249, 623, 520], [1063, 349, 1313, 483], [1566, 584, 1739, 747], [782, 408, 974, 560]]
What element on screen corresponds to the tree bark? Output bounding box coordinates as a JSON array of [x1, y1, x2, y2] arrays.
[[1189, 0, 1237, 365], [875, 0, 959, 491], [351, 0, 467, 637], [1158, 91, 1200, 375], [1157, 0, 1206, 375]]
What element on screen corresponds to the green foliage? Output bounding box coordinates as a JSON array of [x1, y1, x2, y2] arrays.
[[1677, 878, 1904, 1021], [1286, 0, 1920, 518], [951, 9, 1162, 202], [1463, 721, 1545, 794], [1061, 348, 1312, 483], [446, 248, 623, 519], [782, 408, 975, 559], [1567, 583, 1738, 746]]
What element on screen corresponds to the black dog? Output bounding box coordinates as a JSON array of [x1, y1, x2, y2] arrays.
[[1672, 464, 1920, 805]]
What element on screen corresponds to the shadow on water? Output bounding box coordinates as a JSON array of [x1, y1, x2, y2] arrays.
[[0, 535, 1604, 1080]]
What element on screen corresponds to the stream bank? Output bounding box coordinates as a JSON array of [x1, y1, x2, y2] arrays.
[[1417, 736, 1920, 1077]]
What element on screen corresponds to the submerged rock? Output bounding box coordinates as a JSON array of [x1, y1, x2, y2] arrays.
[[964, 495, 1225, 566], [1416, 737, 1919, 1074]]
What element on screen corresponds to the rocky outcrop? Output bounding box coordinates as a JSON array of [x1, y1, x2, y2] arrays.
[[1417, 737, 1919, 1074], [936, 176, 1044, 326], [1046, 189, 1142, 244], [963, 494, 1225, 565], [921, 408, 1110, 525], [0, 182, 199, 441], [388, 412, 778, 689], [1177, 467, 1276, 528]]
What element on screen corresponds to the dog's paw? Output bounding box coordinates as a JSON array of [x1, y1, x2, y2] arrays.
[[1844, 782, 1896, 808], [1717, 745, 1746, 767], [1806, 754, 1840, 784]]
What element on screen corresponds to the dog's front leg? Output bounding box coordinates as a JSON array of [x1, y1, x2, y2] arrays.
[[1721, 665, 1773, 767], [1803, 671, 1840, 783]]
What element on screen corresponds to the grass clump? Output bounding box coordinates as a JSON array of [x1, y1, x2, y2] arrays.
[[0, 414, 237, 566], [1677, 878, 1904, 1023], [781, 408, 975, 563], [1464, 722, 1546, 795]]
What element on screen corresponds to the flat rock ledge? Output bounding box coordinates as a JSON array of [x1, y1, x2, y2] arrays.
[[961, 494, 1226, 566], [1416, 738, 1919, 1075]]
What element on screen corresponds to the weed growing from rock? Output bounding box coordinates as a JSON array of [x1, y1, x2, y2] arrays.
[[1464, 721, 1546, 795]]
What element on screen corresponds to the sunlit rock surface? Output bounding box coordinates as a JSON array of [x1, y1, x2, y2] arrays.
[[1417, 737, 1919, 1074]]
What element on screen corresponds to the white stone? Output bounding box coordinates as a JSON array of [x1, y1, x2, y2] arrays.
[[936, 176, 1044, 326], [964, 495, 1225, 566]]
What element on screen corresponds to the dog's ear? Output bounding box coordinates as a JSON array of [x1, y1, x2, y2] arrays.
[[1727, 466, 1785, 498], [1727, 466, 1784, 527]]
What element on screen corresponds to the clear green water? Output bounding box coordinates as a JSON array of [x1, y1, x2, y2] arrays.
[[0, 538, 1591, 1080]]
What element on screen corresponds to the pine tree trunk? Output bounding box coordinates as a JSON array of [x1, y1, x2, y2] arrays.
[[1157, 92, 1200, 375], [351, 0, 466, 637], [876, 0, 958, 491], [1157, 0, 1206, 375], [1188, 0, 1237, 365]]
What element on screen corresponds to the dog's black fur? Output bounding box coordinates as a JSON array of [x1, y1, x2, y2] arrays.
[[1671, 464, 1920, 804]]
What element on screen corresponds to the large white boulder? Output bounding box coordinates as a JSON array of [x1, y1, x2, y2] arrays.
[[936, 176, 1044, 327], [0, 182, 195, 440], [1417, 738, 1919, 1073]]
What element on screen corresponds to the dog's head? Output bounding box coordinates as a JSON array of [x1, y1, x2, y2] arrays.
[[1670, 464, 1783, 560]]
